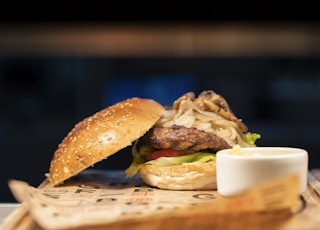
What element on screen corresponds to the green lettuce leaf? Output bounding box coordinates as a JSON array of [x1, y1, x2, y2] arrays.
[[125, 152, 215, 178], [125, 154, 146, 178], [245, 132, 261, 146]]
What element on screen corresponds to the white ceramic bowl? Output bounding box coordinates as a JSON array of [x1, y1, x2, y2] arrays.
[[216, 147, 308, 196]]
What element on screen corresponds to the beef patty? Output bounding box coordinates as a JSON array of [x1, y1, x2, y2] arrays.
[[143, 125, 231, 152]]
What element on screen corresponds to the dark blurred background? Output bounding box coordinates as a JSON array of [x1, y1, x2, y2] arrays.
[[1, 19, 320, 202]]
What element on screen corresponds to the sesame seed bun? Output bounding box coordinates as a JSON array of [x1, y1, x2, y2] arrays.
[[138, 161, 217, 190], [48, 97, 164, 186]]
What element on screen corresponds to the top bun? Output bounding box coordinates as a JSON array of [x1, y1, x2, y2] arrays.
[[49, 98, 164, 186]]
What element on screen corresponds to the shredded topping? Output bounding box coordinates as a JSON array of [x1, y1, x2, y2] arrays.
[[155, 91, 250, 147]]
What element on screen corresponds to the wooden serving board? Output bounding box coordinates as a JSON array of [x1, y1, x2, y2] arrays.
[[2, 169, 320, 230]]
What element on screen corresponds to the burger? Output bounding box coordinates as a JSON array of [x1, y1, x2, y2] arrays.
[[48, 90, 260, 190], [125, 90, 260, 190]]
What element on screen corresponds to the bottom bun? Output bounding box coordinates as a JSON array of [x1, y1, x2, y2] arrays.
[[138, 161, 217, 190]]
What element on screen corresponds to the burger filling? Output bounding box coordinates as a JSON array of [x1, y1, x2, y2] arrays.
[[125, 91, 260, 178], [125, 132, 259, 177]]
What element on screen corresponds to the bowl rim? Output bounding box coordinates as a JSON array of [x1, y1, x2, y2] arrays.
[[216, 147, 308, 160]]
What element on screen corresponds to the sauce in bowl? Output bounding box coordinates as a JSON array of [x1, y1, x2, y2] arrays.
[[216, 147, 308, 196]]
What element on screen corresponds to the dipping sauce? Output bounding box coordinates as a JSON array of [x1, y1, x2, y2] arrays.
[[216, 147, 308, 196]]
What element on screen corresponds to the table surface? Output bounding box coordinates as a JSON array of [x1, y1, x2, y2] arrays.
[[0, 204, 19, 223], [1, 169, 320, 230]]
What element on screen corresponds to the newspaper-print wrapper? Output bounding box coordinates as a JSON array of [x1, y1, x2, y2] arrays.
[[8, 170, 301, 230]]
